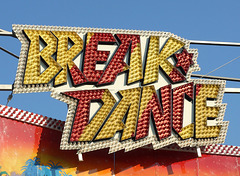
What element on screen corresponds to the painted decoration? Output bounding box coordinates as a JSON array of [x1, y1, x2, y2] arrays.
[[0, 112, 239, 175]]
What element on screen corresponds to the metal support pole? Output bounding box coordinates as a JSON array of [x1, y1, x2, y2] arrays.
[[190, 40, 240, 47], [191, 74, 240, 82], [0, 29, 16, 37], [0, 84, 12, 91], [224, 88, 240, 94]]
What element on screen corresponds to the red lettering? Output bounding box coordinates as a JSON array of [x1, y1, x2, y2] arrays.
[[83, 33, 116, 82]]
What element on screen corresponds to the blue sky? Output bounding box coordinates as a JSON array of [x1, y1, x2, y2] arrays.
[[0, 0, 240, 146]]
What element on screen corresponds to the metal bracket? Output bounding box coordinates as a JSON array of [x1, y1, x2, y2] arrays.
[[77, 150, 84, 161], [197, 147, 202, 157]]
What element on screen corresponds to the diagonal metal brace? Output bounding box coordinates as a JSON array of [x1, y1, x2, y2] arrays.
[[0, 46, 19, 59]]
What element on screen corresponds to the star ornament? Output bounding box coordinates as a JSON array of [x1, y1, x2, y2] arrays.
[[175, 49, 194, 75]]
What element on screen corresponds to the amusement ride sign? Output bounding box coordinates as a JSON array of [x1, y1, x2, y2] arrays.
[[12, 25, 228, 154]]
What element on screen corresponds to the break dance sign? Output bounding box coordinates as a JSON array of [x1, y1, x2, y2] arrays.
[[12, 25, 228, 154]]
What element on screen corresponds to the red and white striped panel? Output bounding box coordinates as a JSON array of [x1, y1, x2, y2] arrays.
[[140, 143, 240, 157], [162, 144, 240, 156], [203, 144, 240, 156], [0, 104, 64, 131]]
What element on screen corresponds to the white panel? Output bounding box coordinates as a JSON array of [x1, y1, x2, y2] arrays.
[[206, 99, 217, 107], [207, 118, 217, 126], [89, 102, 102, 121], [96, 44, 118, 70], [183, 98, 193, 127]]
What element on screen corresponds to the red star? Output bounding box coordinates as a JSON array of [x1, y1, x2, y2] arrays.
[[175, 49, 194, 75]]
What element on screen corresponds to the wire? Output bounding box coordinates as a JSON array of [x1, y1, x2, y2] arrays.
[[202, 55, 240, 77], [0, 46, 19, 59], [6, 92, 13, 106]]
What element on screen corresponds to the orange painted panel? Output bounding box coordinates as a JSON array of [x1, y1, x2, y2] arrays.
[[0, 115, 239, 176]]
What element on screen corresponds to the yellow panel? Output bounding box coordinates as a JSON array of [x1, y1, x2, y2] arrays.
[[143, 37, 184, 85], [121, 88, 141, 140], [195, 84, 221, 138], [128, 43, 143, 84], [52, 31, 83, 86], [179, 123, 194, 139], [23, 30, 61, 84], [95, 87, 141, 140], [86, 32, 94, 45], [78, 89, 116, 141]]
